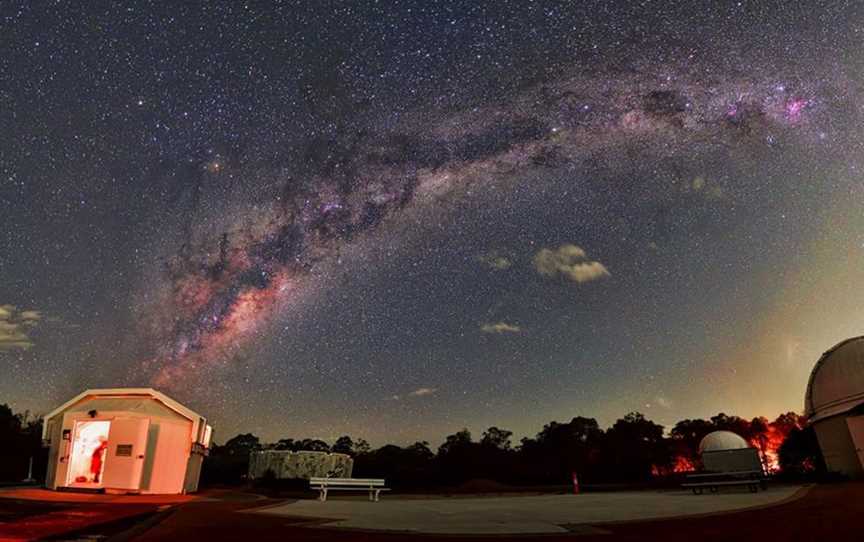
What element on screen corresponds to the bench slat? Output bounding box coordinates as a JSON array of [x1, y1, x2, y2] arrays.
[[310, 484, 386, 488], [310, 477, 390, 502], [686, 470, 762, 479], [315, 487, 391, 491], [309, 478, 384, 485], [310, 481, 385, 487], [682, 480, 760, 487], [309, 480, 385, 483]]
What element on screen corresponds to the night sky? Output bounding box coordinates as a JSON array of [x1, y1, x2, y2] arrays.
[[3, 1, 864, 446]]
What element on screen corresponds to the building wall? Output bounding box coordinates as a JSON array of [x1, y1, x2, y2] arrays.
[[139, 417, 193, 494], [183, 449, 205, 493], [249, 451, 354, 480], [43, 416, 63, 488], [45, 406, 196, 494], [702, 448, 762, 473], [814, 415, 864, 477]]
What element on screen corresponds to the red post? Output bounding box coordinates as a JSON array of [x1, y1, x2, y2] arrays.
[[572, 471, 580, 494]]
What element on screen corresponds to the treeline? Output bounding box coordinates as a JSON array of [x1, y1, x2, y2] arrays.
[[0, 404, 46, 483], [203, 411, 826, 489], [0, 403, 826, 487]]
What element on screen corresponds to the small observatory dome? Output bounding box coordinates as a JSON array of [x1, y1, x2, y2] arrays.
[[699, 430, 749, 453], [805, 336, 864, 423]]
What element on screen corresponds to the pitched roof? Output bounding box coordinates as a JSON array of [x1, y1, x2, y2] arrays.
[[42, 388, 208, 444]]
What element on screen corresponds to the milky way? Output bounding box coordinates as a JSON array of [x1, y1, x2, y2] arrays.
[[6, 1, 864, 443], [146, 57, 855, 386]]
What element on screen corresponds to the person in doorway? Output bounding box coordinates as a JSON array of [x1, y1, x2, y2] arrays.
[[91, 437, 108, 483]]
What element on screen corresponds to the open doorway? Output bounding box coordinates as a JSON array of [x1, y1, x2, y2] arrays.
[[66, 420, 111, 488]]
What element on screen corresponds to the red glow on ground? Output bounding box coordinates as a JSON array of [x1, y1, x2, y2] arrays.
[[0, 488, 199, 541]]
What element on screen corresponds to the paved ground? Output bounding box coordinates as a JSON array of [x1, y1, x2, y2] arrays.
[[252, 486, 804, 534], [2, 483, 863, 541], [131, 482, 864, 541]]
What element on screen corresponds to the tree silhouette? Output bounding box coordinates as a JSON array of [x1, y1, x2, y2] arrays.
[[779, 425, 826, 476], [603, 412, 670, 481], [332, 435, 354, 455], [0, 404, 44, 482], [0, 405, 805, 488], [519, 416, 604, 484], [480, 427, 513, 450]]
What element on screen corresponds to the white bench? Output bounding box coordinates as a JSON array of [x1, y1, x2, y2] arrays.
[[309, 477, 389, 502], [682, 470, 766, 494]]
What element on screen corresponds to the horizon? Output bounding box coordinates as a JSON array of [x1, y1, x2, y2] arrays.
[[0, 389, 816, 449]]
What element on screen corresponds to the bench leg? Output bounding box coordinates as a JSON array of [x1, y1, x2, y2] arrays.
[[375, 489, 381, 502], [319, 488, 328, 501]]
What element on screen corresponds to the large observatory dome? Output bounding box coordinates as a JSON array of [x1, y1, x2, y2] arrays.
[[698, 430, 749, 453], [805, 336, 864, 424]]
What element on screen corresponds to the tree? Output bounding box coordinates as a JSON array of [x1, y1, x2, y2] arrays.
[[779, 426, 826, 476], [405, 441, 434, 459], [710, 413, 753, 440], [481, 427, 513, 451], [670, 418, 714, 450], [603, 412, 670, 481], [669, 418, 715, 469], [222, 433, 261, 455], [202, 433, 260, 485], [437, 429, 488, 485], [353, 438, 371, 455], [772, 412, 806, 434], [518, 417, 604, 484], [438, 429, 472, 456], [274, 438, 297, 451], [353, 442, 436, 488], [0, 404, 45, 482], [0, 404, 22, 435], [332, 435, 354, 455], [295, 438, 330, 452]]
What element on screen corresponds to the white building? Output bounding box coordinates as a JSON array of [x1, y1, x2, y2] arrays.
[[698, 431, 749, 454], [42, 388, 212, 494], [249, 450, 353, 480], [806, 336, 864, 477], [698, 430, 762, 473]]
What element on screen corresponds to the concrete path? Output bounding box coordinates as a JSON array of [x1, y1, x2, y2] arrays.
[[252, 486, 805, 534]]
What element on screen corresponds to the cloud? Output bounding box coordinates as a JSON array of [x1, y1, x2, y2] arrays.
[[655, 396, 672, 409], [408, 387, 437, 397], [480, 322, 522, 334], [0, 305, 41, 351], [477, 252, 513, 270], [533, 244, 610, 283], [387, 387, 438, 401]]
